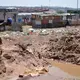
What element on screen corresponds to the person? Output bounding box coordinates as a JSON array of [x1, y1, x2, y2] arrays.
[[64, 19, 69, 28], [7, 17, 12, 25], [66, 19, 69, 26], [18, 18, 22, 23]]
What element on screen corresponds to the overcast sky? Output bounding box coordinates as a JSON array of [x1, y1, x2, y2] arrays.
[[0, 0, 79, 8]]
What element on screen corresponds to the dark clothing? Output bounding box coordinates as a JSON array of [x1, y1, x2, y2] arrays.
[[65, 20, 69, 26]]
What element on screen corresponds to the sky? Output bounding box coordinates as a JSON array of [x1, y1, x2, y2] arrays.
[[0, 0, 80, 8]]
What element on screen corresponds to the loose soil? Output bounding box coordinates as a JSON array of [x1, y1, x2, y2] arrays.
[[0, 26, 80, 80]]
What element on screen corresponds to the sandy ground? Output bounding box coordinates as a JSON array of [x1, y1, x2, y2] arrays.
[[0, 25, 80, 80]]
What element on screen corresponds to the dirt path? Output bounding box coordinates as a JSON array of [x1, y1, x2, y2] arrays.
[[17, 66, 79, 80]]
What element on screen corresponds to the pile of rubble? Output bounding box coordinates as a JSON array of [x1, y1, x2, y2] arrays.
[[40, 32, 80, 65], [0, 36, 49, 78], [0, 38, 6, 76], [0, 27, 80, 79]]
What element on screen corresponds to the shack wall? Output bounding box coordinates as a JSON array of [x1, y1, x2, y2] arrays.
[[32, 14, 65, 28], [0, 12, 17, 23]]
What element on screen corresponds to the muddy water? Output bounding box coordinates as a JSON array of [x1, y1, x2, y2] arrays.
[[48, 60, 80, 77]]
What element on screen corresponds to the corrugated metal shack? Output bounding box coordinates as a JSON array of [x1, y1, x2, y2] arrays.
[[32, 13, 65, 28], [0, 7, 18, 23], [31, 13, 75, 28], [17, 12, 43, 25], [67, 10, 80, 25], [0, 7, 19, 31], [17, 13, 32, 24], [0, 7, 23, 32]]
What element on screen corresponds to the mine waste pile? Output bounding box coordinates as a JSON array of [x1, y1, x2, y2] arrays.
[[42, 34, 80, 65], [0, 29, 80, 79]]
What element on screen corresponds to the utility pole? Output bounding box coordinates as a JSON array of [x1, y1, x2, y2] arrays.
[[77, 0, 79, 25], [3, 9, 6, 21], [49, 0, 50, 9], [77, 0, 78, 9]]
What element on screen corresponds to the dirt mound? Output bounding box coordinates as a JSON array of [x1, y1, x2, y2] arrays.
[[0, 29, 80, 79], [0, 57, 6, 75], [41, 33, 80, 65], [0, 37, 49, 78], [0, 38, 6, 76]]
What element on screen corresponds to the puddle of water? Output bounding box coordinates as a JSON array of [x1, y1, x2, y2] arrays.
[[48, 59, 80, 77]]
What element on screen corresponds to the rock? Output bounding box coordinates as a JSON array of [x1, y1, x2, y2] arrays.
[[3, 54, 11, 59], [0, 57, 6, 74], [17, 75, 32, 80], [4, 34, 10, 37], [76, 58, 80, 65], [0, 49, 2, 55], [0, 38, 2, 45], [19, 75, 24, 78]]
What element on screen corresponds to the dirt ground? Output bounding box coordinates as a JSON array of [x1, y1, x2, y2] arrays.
[[0, 26, 80, 80]]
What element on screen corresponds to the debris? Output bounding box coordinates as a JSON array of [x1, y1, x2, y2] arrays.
[[19, 75, 24, 78], [0, 27, 80, 80], [3, 54, 12, 59], [0, 38, 2, 45]]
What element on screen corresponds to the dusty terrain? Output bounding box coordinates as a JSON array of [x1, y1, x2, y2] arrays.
[[0, 26, 80, 80]]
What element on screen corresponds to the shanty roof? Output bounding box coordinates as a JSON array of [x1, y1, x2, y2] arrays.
[[32, 13, 59, 16], [58, 13, 75, 16], [0, 7, 17, 12], [18, 13, 32, 16], [18, 12, 43, 16], [44, 9, 57, 14], [32, 12, 75, 17], [6, 7, 17, 9]]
